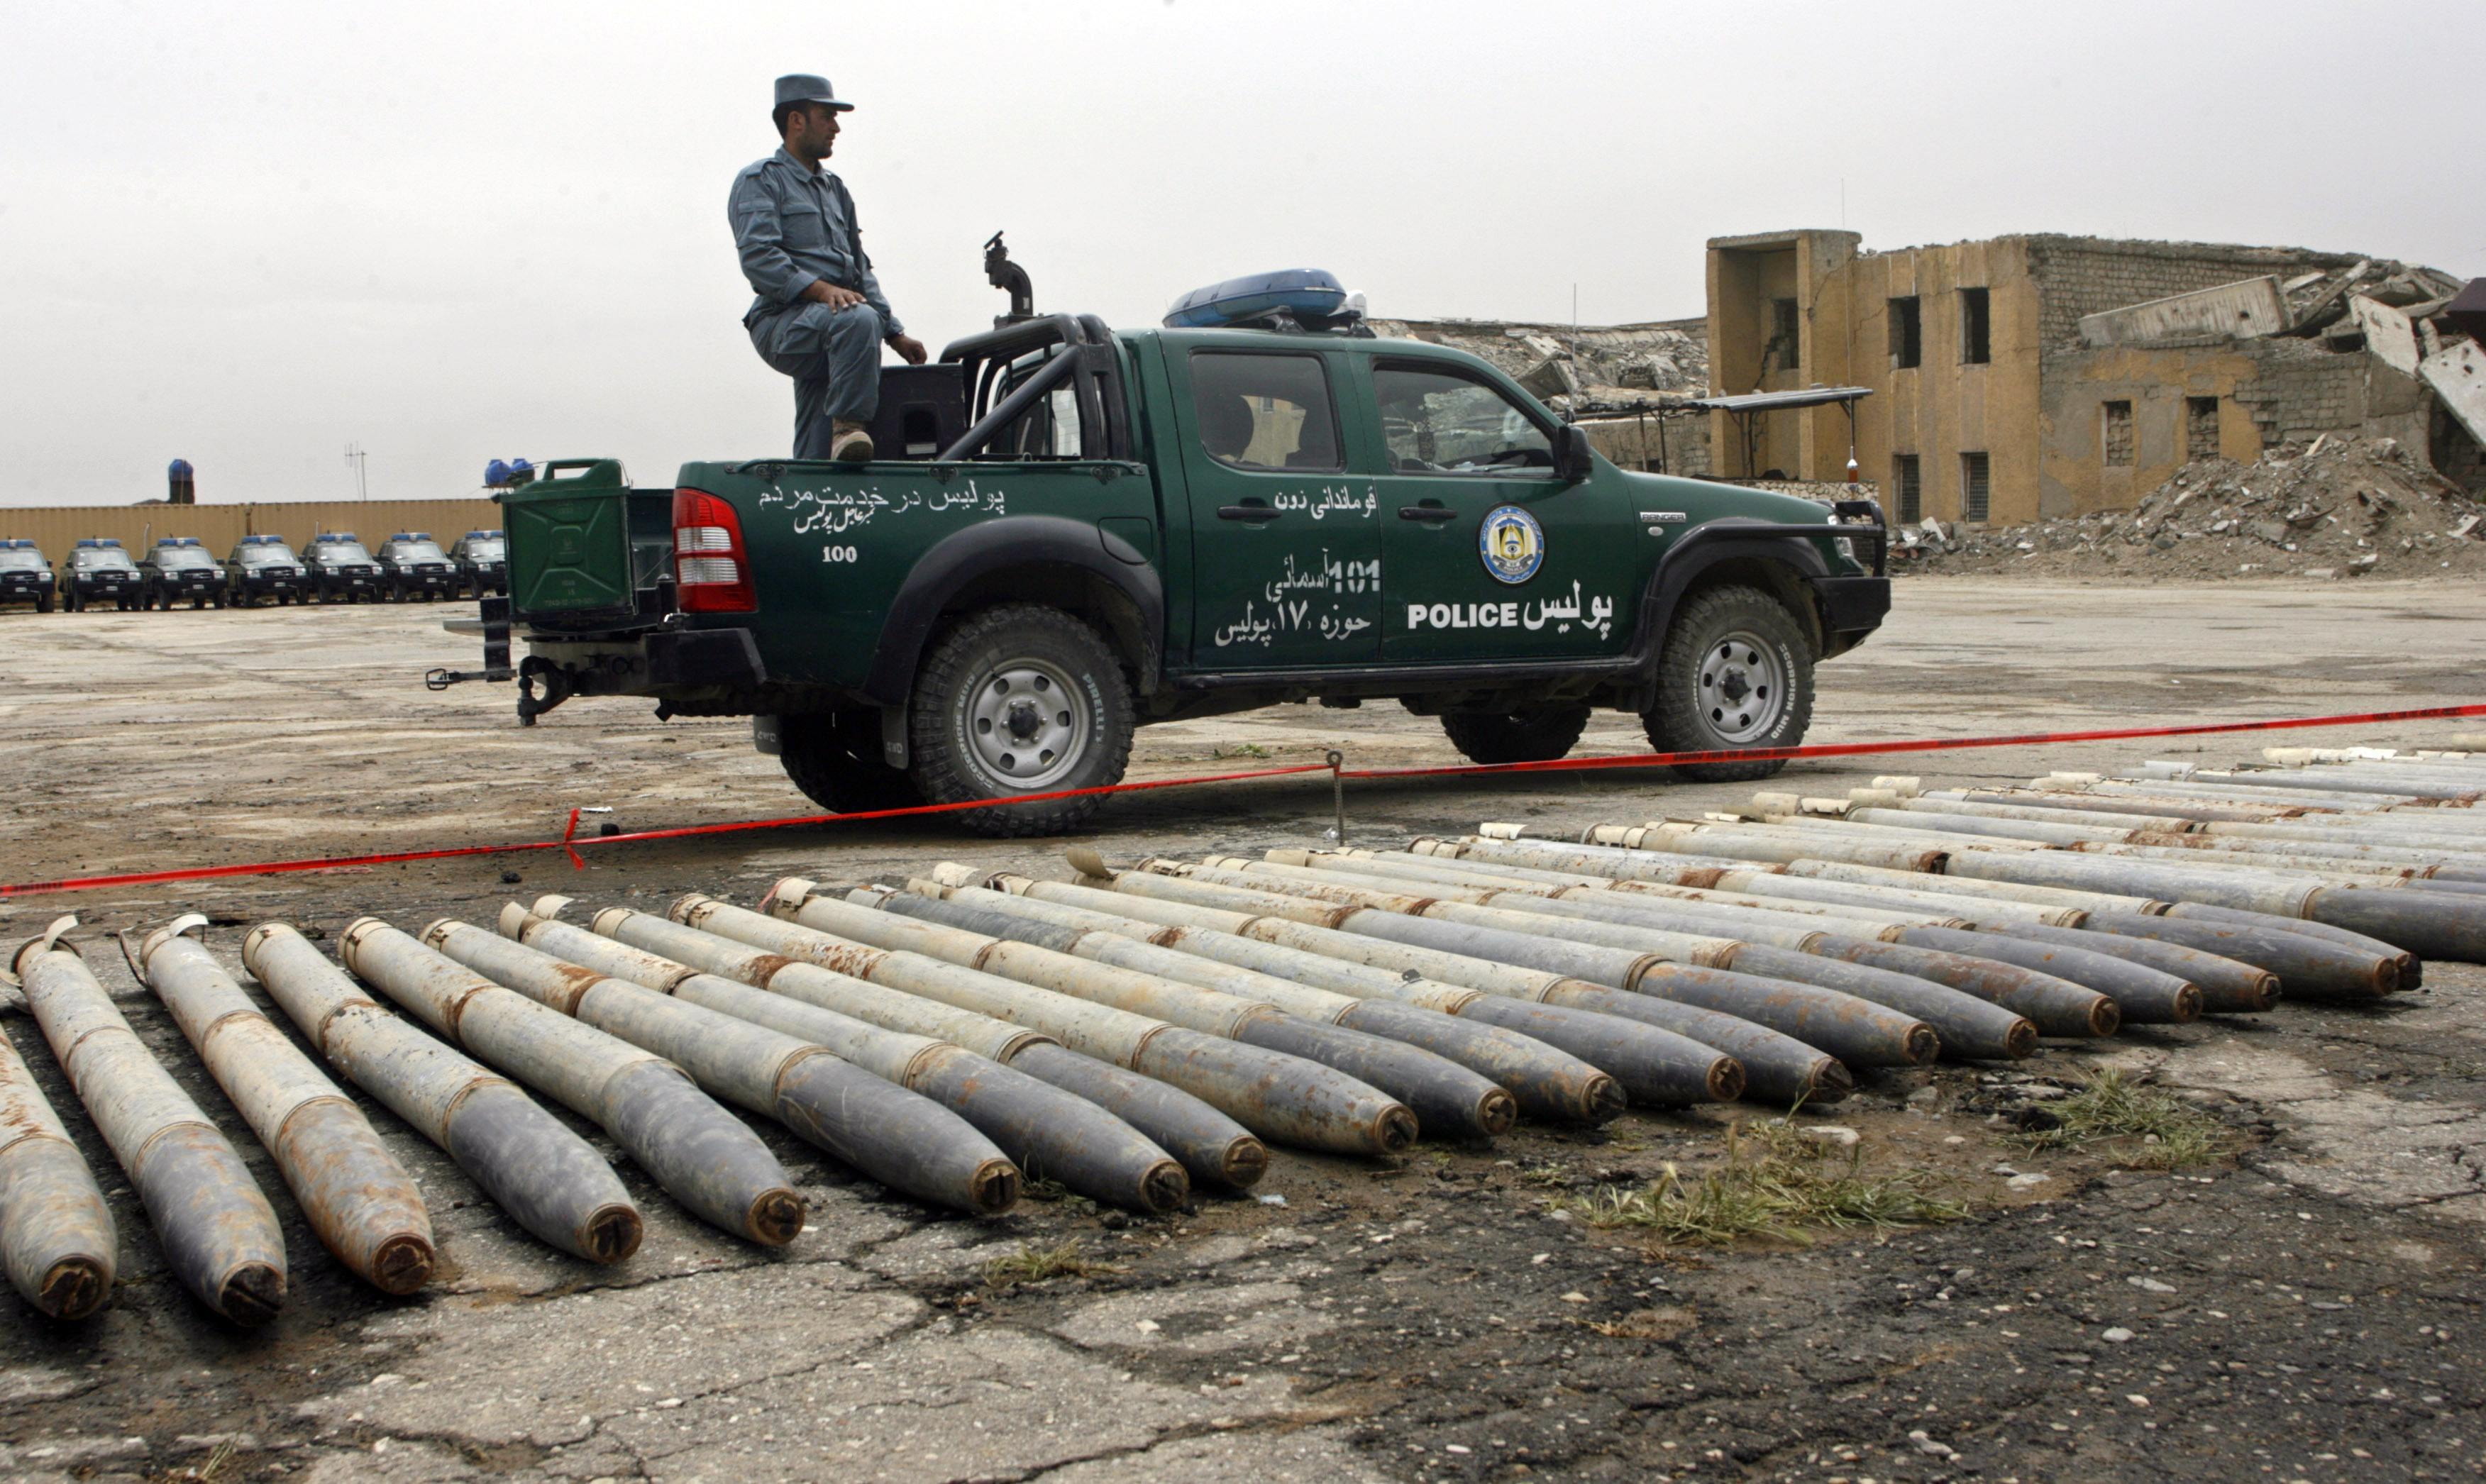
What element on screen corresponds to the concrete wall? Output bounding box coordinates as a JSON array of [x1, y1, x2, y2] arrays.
[[1581, 414, 1711, 477], [2023, 238, 2364, 348], [2038, 343, 2265, 514], [0, 499, 505, 563]]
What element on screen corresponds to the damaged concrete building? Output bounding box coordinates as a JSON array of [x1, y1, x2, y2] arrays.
[[1699, 230, 2482, 525]]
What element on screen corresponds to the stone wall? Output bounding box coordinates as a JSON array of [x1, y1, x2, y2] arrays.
[[2024, 237, 2365, 349], [1581, 414, 1711, 477]]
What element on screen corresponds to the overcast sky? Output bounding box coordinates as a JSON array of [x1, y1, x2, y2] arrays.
[[4, 0, 2477, 508]]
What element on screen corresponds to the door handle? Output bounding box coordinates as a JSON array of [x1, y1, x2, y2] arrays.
[[1398, 504, 1459, 524], [1218, 504, 1283, 524]]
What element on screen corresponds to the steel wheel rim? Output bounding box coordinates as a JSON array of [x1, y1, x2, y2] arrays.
[[966, 657, 1088, 790], [1696, 629, 1785, 744]]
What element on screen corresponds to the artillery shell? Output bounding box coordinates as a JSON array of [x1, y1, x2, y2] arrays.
[[242, 924, 640, 1264]]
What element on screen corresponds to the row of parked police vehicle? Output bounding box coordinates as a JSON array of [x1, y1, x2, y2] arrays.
[[0, 531, 507, 613]]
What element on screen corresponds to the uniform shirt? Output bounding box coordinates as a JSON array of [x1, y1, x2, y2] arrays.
[[728, 147, 902, 334]]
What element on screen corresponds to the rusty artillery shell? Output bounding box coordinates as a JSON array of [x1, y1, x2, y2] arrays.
[[859, 887, 1515, 1139], [1098, 860, 1896, 1082], [1193, 860, 1949, 1068], [1809, 938, 2114, 1039], [136, 919, 433, 1295], [758, 886, 1420, 1154], [692, 891, 1415, 1161], [499, 910, 1185, 1214], [242, 924, 640, 1264], [915, 877, 1642, 1121], [575, 907, 1257, 1193], [1022, 868, 1795, 1108], [2158, 902, 2416, 986], [2297, 885, 2486, 965], [1893, 927, 2174, 1031], [1271, 852, 2035, 1060], [12, 928, 284, 1325], [338, 919, 802, 1246], [426, 920, 1020, 1217], [2077, 911, 2397, 1002], [0, 1021, 114, 1319], [1155, 862, 1936, 1068], [1971, 924, 2230, 1018]]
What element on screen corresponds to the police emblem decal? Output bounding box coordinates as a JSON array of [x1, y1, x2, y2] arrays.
[[1477, 504, 1546, 585]]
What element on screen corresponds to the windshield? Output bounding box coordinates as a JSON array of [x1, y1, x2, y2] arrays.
[[0, 549, 45, 572], [155, 547, 217, 570], [73, 548, 137, 570], [237, 545, 298, 565], [314, 542, 373, 563], [396, 541, 451, 563], [463, 539, 505, 561]]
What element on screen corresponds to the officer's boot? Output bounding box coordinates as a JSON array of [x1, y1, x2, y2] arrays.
[[830, 420, 875, 463]]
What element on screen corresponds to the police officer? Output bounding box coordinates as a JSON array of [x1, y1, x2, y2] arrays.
[[731, 73, 927, 462]]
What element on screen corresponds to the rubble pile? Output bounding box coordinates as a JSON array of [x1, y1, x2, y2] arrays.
[[1898, 436, 2486, 580], [1364, 318, 1708, 405]]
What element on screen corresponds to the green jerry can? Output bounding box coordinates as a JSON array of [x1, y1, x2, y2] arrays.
[[498, 460, 641, 625]]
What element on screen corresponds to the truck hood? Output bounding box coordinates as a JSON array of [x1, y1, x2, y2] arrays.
[[1612, 469, 1838, 525]]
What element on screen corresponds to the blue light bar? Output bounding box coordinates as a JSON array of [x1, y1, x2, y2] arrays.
[[1165, 268, 1349, 329]]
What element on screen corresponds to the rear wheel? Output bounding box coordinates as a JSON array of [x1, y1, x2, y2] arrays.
[[778, 712, 924, 815], [1641, 584, 1815, 782], [907, 604, 1134, 837], [1439, 704, 1592, 765]]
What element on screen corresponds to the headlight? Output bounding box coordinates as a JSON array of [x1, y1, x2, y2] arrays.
[[1833, 536, 1859, 566]]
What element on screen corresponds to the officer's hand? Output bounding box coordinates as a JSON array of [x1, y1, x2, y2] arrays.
[[888, 334, 929, 365], [804, 281, 867, 310]]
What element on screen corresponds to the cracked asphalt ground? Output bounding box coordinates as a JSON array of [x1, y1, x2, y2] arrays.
[[0, 575, 2481, 1483]]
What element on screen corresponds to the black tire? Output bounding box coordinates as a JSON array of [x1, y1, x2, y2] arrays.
[[778, 712, 926, 816], [1438, 704, 1592, 765], [1641, 584, 1814, 782], [907, 604, 1134, 837], [35, 593, 53, 614]]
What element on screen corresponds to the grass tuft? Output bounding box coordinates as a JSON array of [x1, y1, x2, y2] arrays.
[[1554, 1122, 1968, 1247], [982, 1241, 1115, 1288], [2011, 1070, 2228, 1170]]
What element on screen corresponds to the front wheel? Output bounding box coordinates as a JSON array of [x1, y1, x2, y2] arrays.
[[907, 604, 1134, 837], [35, 594, 54, 614], [1439, 704, 1592, 765], [1640, 584, 1815, 782]]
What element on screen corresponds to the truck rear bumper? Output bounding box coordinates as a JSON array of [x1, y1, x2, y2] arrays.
[[646, 627, 768, 688]]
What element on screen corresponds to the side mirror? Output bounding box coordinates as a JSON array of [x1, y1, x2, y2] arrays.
[[1554, 424, 1595, 482]]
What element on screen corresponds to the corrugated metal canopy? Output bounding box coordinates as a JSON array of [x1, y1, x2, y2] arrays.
[[1691, 386, 1874, 413]]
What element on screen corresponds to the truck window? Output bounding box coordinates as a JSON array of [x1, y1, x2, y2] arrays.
[[987, 351, 1083, 459], [1372, 364, 1553, 473], [1188, 352, 1342, 472]]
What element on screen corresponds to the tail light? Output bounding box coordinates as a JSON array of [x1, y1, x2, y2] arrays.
[[672, 487, 756, 613]]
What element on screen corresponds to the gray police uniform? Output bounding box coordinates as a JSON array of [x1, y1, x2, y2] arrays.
[[731, 128, 902, 458]]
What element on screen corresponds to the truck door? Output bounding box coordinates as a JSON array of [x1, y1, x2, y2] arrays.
[[1169, 348, 1383, 667], [1366, 360, 1635, 663]]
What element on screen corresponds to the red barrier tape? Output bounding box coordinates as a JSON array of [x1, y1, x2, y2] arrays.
[[6, 702, 2480, 898]]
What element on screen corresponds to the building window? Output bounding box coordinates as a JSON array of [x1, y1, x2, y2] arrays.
[[1893, 454, 1921, 524], [1959, 287, 1991, 365], [1888, 297, 1921, 370], [1767, 297, 1800, 372], [2187, 396, 2221, 460], [2102, 400, 2135, 465], [1960, 452, 1990, 522]]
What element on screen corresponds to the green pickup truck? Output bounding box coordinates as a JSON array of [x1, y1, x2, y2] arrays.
[[475, 307, 1888, 835]]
